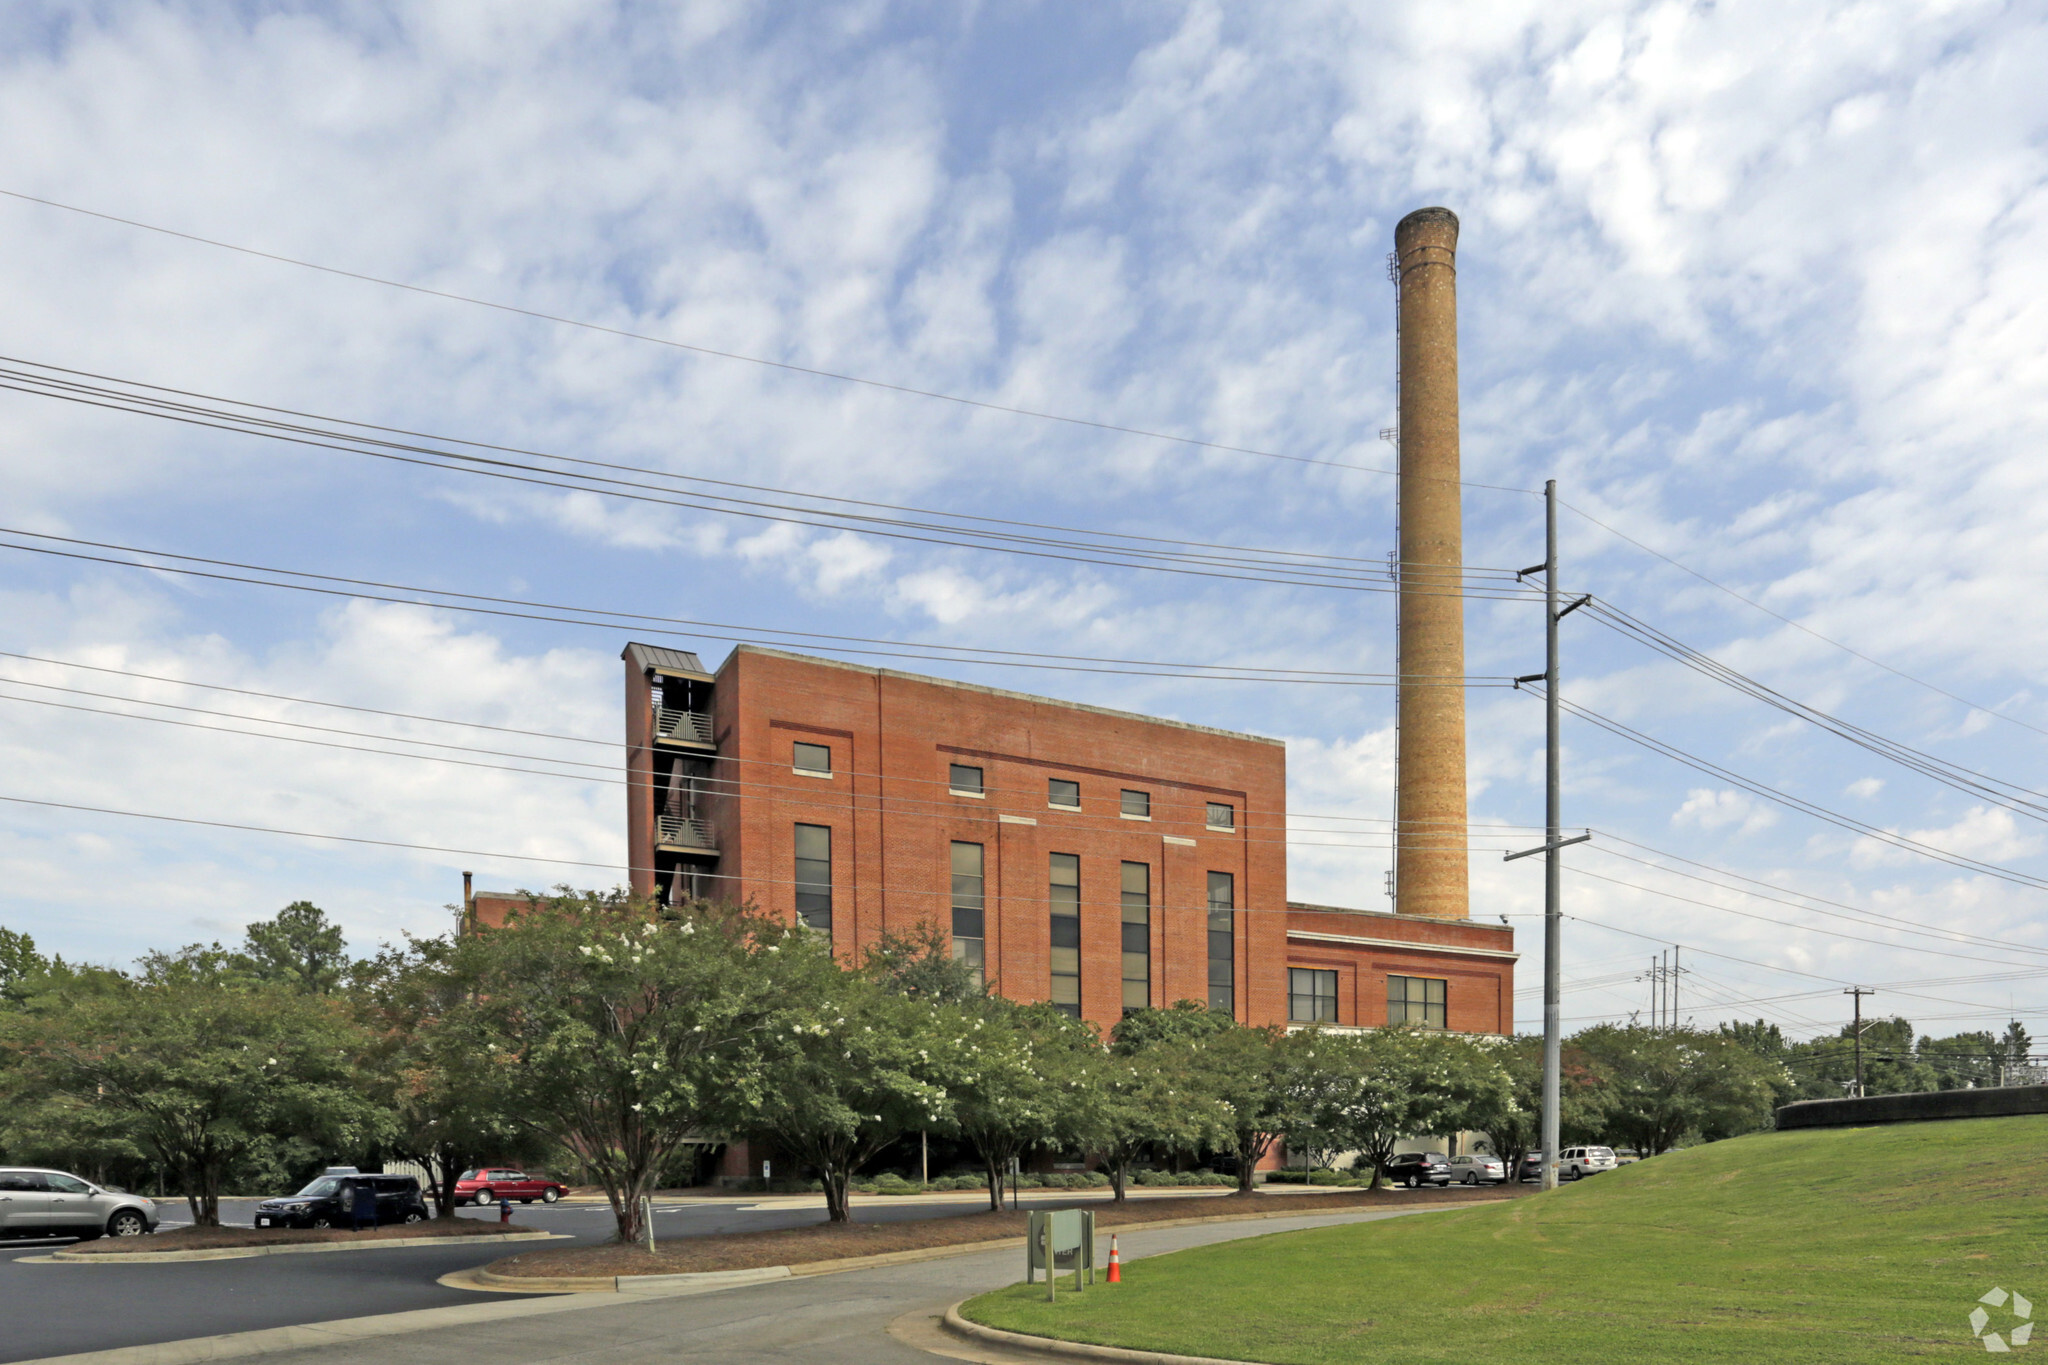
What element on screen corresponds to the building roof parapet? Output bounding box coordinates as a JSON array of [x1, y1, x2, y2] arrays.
[[1286, 901, 1514, 937], [720, 644, 1284, 748]]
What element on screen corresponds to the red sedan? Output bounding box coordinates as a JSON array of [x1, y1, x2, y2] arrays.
[[454, 1168, 568, 1205]]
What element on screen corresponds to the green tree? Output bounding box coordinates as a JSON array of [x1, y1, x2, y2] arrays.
[[1186, 1023, 1304, 1194], [747, 970, 961, 1222], [1477, 1035, 1604, 1180], [1573, 1024, 1779, 1155], [0, 974, 382, 1224], [348, 939, 538, 1217], [944, 999, 1099, 1211], [1308, 1028, 1511, 1187], [864, 922, 988, 1004], [443, 889, 798, 1245], [1110, 1000, 1235, 1054], [0, 926, 50, 1005], [1919, 1031, 1998, 1090], [2002, 1020, 2033, 1085], [1073, 1037, 1228, 1200], [245, 902, 349, 994]]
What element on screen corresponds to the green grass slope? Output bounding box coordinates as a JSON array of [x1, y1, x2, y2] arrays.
[[963, 1116, 2048, 1363]]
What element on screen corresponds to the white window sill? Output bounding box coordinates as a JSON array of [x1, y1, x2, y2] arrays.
[[1120, 812, 1152, 822], [1206, 824, 1236, 834], [1047, 802, 1081, 813], [792, 768, 834, 780], [950, 789, 986, 799]]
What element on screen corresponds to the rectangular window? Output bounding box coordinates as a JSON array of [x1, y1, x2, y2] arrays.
[[1206, 871, 1235, 1015], [1050, 853, 1081, 1018], [1206, 802, 1235, 830], [793, 742, 832, 776], [794, 824, 832, 933], [951, 841, 986, 986], [1289, 968, 1338, 1023], [1120, 789, 1151, 819], [1388, 974, 1448, 1029], [1048, 778, 1081, 809], [1120, 861, 1150, 1013], [948, 763, 985, 796]]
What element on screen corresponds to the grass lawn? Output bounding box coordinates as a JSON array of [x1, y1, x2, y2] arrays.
[[962, 1115, 2048, 1363]]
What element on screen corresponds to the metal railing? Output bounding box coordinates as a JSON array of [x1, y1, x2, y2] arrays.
[[657, 815, 717, 852], [655, 707, 714, 746]]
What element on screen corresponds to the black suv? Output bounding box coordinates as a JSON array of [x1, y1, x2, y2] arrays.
[[1384, 1153, 1452, 1188], [254, 1173, 429, 1230]]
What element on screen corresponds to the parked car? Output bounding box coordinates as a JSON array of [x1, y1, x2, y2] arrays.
[[0, 1168, 158, 1240], [253, 1173, 429, 1229], [1558, 1146, 1619, 1180], [1383, 1153, 1452, 1188], [1448, 1154, 1507, 1185], [453, 1168, 568, 1206], [1519, 1152, 1545, 1182]]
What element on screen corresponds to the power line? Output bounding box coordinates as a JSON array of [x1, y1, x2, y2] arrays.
[[0, 526, 1520, 687], [1559, 496, 2048, 741], [1550, 691, 2048, 890], [0, 187, 1540, 496]]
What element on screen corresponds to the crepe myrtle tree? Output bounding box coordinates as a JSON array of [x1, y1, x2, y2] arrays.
[[0, 966, 383, 1225], [747, 969, 966, 1222], [348, 939, 540, 1218], [1572, 1024, 1779, 1155], [443, 889, 803, 1246], [946, 999, 1101, 1211], [1183, 1022, 1311, 1194], [1074, 1038, 1229, 1201], [1311, 1026, 1512, 1189], [1478, 1034, 1606, 1182]]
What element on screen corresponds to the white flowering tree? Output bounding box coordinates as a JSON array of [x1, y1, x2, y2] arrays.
[[946, 1000, 1101, 1210], [444, 889, 804, 1245], [746, 973, 964, 1222], [1310, 1026, 1512, 1188]]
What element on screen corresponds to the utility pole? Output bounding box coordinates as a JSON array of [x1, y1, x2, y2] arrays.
[[1845, 987, 1875, 1097], [1672, 945, 1681, 1029], [1507, 479, 1590, 1192]]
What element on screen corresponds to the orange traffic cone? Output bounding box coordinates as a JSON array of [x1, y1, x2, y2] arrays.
[[1107, 1234, 1122, 1283]]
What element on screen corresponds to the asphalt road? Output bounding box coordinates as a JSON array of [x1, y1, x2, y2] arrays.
[[9, 1207, 1440, 1365], [0, 1185, 1357, 1361]]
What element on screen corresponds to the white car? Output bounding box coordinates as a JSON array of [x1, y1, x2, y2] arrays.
[[1558, 1146, 1618, 1179], [1448, 1154, 1507, 1185], [0, 1168, 159, 1239]]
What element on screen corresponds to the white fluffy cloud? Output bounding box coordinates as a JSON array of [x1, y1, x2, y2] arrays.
[[0, 2, 2042, 1041]]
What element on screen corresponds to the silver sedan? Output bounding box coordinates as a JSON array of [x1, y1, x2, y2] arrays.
[[1448, 1154, 1508, 1185]]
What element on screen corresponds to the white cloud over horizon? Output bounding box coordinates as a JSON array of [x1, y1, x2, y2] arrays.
[[0, 0, 2044, 1043]]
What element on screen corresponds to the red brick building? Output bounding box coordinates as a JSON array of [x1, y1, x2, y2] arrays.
[[615, 642, 1514, 1036]]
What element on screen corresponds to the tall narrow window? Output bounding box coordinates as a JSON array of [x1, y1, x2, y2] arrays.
[[1388, 975, 1447, 1028], [794, 824, 832, 934], [1206, 871, 1235, 1015], [951, 841, 986, 986], [1050, 853, 1081, 1018], [1289, 968, 1338, 1023], [1120, 861, 1150, 1014]]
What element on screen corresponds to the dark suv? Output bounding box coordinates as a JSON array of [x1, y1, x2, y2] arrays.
[[1384, 1153, 1452, 1188], [253, 1173, 429, 1230]]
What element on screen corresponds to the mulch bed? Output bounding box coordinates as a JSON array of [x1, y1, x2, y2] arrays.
[[484, 1185, 1520, 1280], [66, 1218, 541, 1255]]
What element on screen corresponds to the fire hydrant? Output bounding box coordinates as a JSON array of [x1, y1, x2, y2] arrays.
[[498, 1197, 512, 1224]]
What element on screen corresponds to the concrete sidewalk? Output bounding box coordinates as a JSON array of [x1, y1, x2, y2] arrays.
[[17, 1207, 1443, 1365]]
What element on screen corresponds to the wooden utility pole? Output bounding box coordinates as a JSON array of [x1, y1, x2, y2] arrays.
[[1845, 987, 1876, 1097]]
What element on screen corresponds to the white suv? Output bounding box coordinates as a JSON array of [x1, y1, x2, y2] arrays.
[[1558, 1146, 1618, 1180], [0, 1168, 159, 1239]]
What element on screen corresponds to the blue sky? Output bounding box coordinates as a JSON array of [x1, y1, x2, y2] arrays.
[[2, 0, 2046, 1044]]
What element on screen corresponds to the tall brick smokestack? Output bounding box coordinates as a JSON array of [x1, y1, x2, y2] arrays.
[[1394, 207, 1469, 921]]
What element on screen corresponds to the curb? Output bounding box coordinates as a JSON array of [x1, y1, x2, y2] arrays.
[[470, 1200, 1452, 1292], [43, 1231, 562, 1264], [943, 1301, 1265, 1365]]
